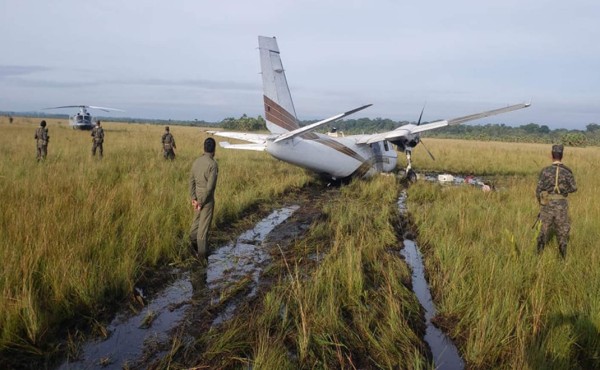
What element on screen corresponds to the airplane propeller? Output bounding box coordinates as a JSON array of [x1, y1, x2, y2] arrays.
[[417, 102, 426, 126], [419, 139, 436, 161], [415, 103, 435, 160]]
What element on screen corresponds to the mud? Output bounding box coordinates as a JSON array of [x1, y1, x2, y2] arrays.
[[53, 176, 473, 369], [58, 274, 193, 369], [167, 186, 331, 367], [206, 205, 300, 325], [57, 184, 335, 369], [398, 191, 465, 369]]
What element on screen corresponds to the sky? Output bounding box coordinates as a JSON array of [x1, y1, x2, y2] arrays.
[[1, 0, 598, 129]]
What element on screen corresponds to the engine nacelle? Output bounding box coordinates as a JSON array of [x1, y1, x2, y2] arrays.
[[390, 134, 420, 151]]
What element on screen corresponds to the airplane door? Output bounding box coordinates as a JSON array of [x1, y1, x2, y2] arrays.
[[370, 142, 383, 172]]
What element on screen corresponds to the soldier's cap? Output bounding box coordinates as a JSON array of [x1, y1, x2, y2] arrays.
[[552, 144, 563, 155], [165, 126, 169, 131], [40, 120, 46, 127]]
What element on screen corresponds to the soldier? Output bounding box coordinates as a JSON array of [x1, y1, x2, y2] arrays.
[[161, 126, 176, 160], [34, 120, 49, 161], [189, 137, 218, 262], [91, 120, 105, 158], [536, 144, 577, 259]]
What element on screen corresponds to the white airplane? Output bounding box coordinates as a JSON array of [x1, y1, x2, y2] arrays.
[[43, 105, 124, 130], [211, 36, 530, 181]]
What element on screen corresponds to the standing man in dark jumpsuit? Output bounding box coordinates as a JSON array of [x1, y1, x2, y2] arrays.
[[161, 126, 176, 160], [536, 144, 577, 259], [34, 120, 49, 161], [91, 120, 105, 158], [189, 137, 218, 262]]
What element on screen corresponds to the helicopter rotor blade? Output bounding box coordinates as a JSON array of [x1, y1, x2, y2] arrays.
[[42, 105, 85, 110], [42, 105, 124, 112], [88, 106, 125, 112]]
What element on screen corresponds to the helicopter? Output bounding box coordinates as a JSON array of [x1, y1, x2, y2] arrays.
[[43, 105, 124, 130]]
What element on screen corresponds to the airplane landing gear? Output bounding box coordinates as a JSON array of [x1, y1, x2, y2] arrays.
[[405, 149, 417, 181], [405, 169, 417, 183]]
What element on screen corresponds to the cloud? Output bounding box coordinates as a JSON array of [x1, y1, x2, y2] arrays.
[[110, 78, 259, 91], [0, 65, 51, 78], [1, 74, 259, 92]]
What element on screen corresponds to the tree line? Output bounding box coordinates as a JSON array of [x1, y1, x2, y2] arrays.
[[159, 114, 600, 147], [5, 111, 599, 146]]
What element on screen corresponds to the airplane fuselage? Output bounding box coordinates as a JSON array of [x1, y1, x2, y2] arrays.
[[265, 132, 397, 180], [214, 36, 531, 181]]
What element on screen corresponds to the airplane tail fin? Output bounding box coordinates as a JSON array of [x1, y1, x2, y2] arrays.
[[258, 36, 300, 134]]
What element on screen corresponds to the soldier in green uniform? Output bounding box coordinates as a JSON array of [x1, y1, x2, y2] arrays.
[[34, 120, 49, 161], [91, 120, 105, 158], [161, 126, 176, 160], [536, 144, 577, 258], [189, 137, 218, 261]]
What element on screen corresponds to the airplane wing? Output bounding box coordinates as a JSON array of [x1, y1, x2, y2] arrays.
[[219, 141, 266, 151], [208, 131, 270, 144], [358, 102, 530, 144], [273, 104, 372, 143]]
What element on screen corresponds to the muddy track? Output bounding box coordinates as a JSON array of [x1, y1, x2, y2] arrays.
[[55, 182, 339, 369], [51, 173, 476, 369]]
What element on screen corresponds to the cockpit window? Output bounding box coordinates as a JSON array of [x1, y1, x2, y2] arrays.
[[383, 141, 389, 151]]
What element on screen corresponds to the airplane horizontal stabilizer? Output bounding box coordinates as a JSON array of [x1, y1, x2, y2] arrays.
[[219, 142, 266, 151], [208, 131, 269, 144], [273, 104, 372, 143]]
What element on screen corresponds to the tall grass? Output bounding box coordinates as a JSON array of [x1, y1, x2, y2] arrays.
[[0, 118, 311, 356], [197, 176, 431, 369], [407, 139, 600, 368]]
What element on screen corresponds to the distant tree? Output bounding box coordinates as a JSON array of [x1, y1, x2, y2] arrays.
[[521, 123, 541, 134], [220, 114, 267, 131], [561, 132, 587, 147], [586, 123, 600, 132]]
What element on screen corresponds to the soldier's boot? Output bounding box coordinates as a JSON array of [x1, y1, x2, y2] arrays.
[[559, 243, 567, 259], [536, 240, 545, 254], [189, 238, 199, 258], [196, 238, 208, 262]]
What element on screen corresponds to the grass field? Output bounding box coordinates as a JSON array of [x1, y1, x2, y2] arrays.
[[0, 116, 311, 361], [191, 176, 429, 369], [179, 138, 599, 369], [408, 139, 600, 368], [1, 116, 598, 369]]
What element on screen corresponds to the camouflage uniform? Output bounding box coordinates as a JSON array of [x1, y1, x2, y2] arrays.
[[91, 124, 105, 158], [189, 152, 218, 261], [536, 146, 577, 258], [161, 129, 176, 160], [34, 122, 49, 161]]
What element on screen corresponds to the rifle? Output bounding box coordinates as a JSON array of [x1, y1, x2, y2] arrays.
[[531, 213, 540, 229]]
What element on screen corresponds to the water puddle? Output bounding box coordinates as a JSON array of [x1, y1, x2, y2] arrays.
[[59, 274, 192, 370], [398, 192, 465, 370], [59, 205, 300, 369], [207, 205, 300, 325]]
